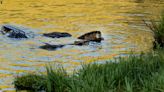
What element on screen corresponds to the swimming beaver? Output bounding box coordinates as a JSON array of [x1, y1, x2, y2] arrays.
[[78, 31, 104, 42], [0, 24, 35, 38], [43, 32, 72, 38], [39, 43, 65, 51]]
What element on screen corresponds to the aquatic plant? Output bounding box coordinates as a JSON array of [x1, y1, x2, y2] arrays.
[[14, 49, 164, 92]]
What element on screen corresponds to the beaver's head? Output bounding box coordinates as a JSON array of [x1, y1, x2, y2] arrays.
[[1, 26, 12, 35]]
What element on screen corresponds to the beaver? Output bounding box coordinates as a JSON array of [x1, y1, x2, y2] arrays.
[[43, 32, 72, 38], [39, 43, 65, 51], [0, 24, 35, 38], [78, 31, 104, 42]]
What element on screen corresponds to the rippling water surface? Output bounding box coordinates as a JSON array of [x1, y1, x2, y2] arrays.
[[0, 0, 164, 91]]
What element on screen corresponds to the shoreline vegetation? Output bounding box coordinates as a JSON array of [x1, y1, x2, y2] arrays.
[[144, 13, 164, 48], [14, 49, 164, 92], [14, 14, 164, 92]]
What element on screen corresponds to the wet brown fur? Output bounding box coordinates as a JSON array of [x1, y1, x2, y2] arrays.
[[78, 31, 103, 42]]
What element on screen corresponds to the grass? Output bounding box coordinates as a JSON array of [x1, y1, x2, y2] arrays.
[[14, 74, 47, 91], [46, 66, 70, 92], [14, 49, 164, 92], [144, 14, 164, 48]]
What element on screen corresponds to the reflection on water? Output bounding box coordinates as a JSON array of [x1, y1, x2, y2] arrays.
[[0, 0, 164, 91]]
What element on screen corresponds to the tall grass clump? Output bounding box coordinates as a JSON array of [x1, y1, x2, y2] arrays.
[[72, 51, 164, 92], [144, 14, 164, 48], [14, 74, 47, 91], [14, 49, 164, 92], [14, 67, 71, 92], [46, 66, 71, 92]]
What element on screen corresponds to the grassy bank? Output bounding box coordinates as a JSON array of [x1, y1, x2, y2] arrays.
[[14, 49, 164, 92]]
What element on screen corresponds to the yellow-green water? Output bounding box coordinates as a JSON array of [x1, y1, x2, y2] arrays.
[[0, 0, 164, 91]]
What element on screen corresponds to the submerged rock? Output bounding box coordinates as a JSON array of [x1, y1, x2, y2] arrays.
[[43, 32, 72, 38], [0, 24, 35, 39], [39, 43, 65, 51], [78, 31, 104, 42]]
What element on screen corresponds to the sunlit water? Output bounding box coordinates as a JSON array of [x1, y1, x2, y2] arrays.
[[0, 0, 164, 91]]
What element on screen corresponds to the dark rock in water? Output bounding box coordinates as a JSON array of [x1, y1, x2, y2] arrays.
[[0, 24, 34, 39], [39, 43, 65, 51], [78, 31, 104, 42], [43, 32, 72, 38]]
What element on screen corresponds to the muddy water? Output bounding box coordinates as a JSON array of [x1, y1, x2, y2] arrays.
[[0, 0, 164, 91]]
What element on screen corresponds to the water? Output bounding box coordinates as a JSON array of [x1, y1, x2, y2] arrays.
[[0, 0, 163, 91]]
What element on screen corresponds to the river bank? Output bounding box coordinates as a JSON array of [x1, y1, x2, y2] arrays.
[[14, 48, 164, 92]]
